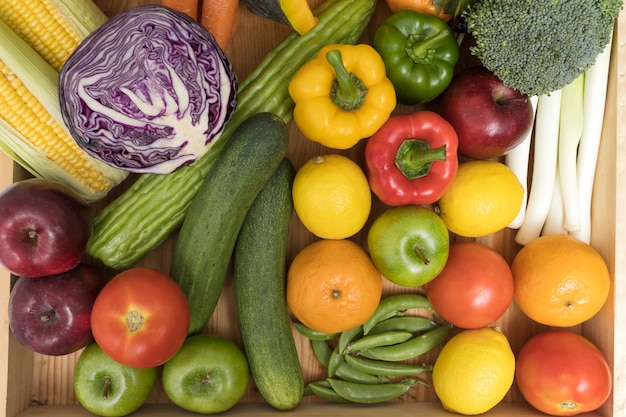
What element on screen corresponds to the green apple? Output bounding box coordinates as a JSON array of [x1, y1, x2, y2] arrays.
[[161, 333, 250, 414], [74, 342, 157, 417], [367, 205, 450, 287]]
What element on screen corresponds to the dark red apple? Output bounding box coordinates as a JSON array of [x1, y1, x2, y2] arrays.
[[0, 178, 92, 278], [8, 263, 107, 356], [437, 66, 534, 160]]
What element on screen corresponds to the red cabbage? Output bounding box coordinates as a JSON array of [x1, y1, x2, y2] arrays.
[[58, 5, 237, 174]]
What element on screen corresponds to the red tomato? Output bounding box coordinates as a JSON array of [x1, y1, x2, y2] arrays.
[[516, 330, 612, 416], [424, 241, 514, 328], [91, 267, 190, 369], [515, 330, 612, 416]]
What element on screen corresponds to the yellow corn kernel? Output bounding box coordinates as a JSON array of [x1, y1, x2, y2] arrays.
[[0, 0, 82, 72], [0, 59, 112, 194]]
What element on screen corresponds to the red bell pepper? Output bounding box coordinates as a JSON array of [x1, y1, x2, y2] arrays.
[[365, 110, 458, 206]]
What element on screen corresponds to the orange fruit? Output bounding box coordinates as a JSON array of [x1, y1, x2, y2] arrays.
[[286, 239, 383, 334], [511, 234, 610, 327]]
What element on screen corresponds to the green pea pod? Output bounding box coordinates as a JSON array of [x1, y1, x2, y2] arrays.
[[307, 380, 352, 403], [345, 331, 413, 353], [335, 359, 389, 384], [311, 339, 333, 368], [337, 325, 363, 353], [295, 323, 340, 340], [327, 346, 344, 378], [363, 293, 432, 335], [326, 378, 417, 404], [313, 339, 388, 383], [344, 354, 433, 377], [360, 323, 452, 362], [368, 316, 437, 335]]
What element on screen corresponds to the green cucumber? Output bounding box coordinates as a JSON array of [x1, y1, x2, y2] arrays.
[[170, 112, 289, 335], [233, 158, 303, 410], [87, 0, 378, 270]]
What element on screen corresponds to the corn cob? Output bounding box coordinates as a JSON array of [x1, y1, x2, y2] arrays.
[[0, 0, 107, 72], [0, 0, 127, 201]]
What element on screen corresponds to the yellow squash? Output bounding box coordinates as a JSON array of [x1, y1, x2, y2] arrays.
[[243, 0, 317, 35]]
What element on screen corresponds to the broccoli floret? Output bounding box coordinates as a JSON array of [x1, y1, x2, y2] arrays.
[[464, 0, 622, 96]]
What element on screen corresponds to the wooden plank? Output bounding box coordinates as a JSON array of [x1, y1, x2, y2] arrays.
[[600, 6, 626, 417], [8, 401, 607, 417]]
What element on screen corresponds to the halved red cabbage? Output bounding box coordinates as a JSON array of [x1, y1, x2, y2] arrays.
[[58, 5, 237, 174]]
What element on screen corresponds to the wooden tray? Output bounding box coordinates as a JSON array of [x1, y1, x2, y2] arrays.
[[1, 1, 625, 416]]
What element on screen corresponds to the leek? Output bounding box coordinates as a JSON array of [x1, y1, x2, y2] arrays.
[[557, 73, 585, 232], [505, 95, 538, 229], [542, 172, 567, 236], [515, 91, 562, 246], [571, 32, 614, 244]]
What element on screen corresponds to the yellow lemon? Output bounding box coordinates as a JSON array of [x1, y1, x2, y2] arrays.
[[437, 160, 523, 237], [293, 154, 371, 239], [432, 327, 515, 415]]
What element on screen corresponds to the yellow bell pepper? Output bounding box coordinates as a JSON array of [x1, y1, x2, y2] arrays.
[[288, 44, 397, 150]]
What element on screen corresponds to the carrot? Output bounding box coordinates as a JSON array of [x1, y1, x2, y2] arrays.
[[161, 0, 200, 20], [200, 0, 239, 51]]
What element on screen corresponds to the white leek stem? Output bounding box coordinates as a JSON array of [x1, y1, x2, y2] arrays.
[[558, 73, 585, 232], [505, 95, 538, 229], [515, 91, 562, 246], [542, 169, 567, 236], [570, 31, 614, 244]]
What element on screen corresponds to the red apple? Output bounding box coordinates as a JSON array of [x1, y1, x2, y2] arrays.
[[8, 263, 107, 356], [0, 178, 92, 278], [437, 66, 534, 160]]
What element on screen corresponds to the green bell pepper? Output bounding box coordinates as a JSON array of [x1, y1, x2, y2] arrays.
[[373, 10, 459, 105]]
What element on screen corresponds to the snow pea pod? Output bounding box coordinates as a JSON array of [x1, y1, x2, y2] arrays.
[[294, 323, 339, 340], [344, 354, 433, 377], [327, 378, 418, 403], [360, 323, 452, 362], [307, 380, 351, 403], [327, 345, 344, 378], [345, 331, 413, 353], [337, 325, 363, 353], [368, 315, 437, 335], [363, 293, 432, 335], [311, 339, 333, 367], [311, 340, 386, 384]]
